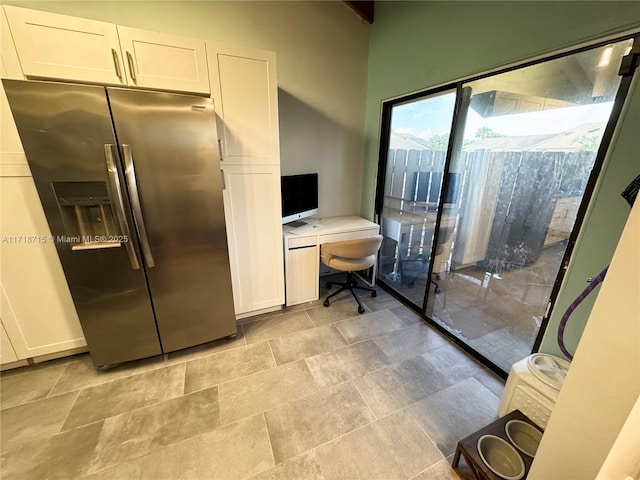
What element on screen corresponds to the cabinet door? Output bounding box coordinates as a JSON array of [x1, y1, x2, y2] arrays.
[[1, 322, 18, 364], [208, 42, 280, 165], [117, 26, 209, 94], [0, 175, 86, 359], [1, 21, 29, 178], [221, 165, 284, 314], [285, 245, 319, 306], [3, 5, 125, 85]]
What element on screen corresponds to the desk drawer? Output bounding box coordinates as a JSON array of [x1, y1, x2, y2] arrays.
[[288, 236, 317, 249], [319, 228, 378, 245]]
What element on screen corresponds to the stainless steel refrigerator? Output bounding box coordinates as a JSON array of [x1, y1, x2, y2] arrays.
[[3, 79, 236, 367]]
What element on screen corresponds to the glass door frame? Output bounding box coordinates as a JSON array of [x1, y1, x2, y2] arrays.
[[374, 33, 640, 377]]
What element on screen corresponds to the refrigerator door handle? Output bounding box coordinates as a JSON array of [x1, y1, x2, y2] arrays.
[[122, 144, 155, 268], [104, 144, 140, 270]]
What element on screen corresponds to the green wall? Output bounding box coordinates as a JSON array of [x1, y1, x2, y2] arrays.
[[364, 1, 640, 358]]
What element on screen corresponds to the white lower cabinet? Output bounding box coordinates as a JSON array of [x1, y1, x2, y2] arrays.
[[0, 321, 18, 364], [0, 174, 86, 363], [221, 165, 284, 315], [285, 243, 319, 306]]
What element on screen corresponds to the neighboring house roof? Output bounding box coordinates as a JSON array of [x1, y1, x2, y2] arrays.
[[462, 122, 606, 152], [463, 134, 557, 152], [390, 123, 606, 153], [529, 122, 605, 152], [389, 132, 431, 151]]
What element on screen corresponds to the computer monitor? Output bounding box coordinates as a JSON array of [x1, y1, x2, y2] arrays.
[[281, 173, 319, 224]]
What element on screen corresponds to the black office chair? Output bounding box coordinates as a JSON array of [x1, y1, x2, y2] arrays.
[[320, 235, 383, 314]]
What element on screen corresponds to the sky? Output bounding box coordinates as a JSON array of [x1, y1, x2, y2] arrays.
[[390, 91, 615, 140]]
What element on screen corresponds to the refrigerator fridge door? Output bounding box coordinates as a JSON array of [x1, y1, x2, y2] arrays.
[[107, 88, 236, 352], [2, 79, 162, 366]]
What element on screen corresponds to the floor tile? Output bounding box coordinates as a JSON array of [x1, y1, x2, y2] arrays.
[[474, 368, 506, 399], [219, 360, 318, 425], [0, 363, 68, 409], [305, 301, 364, 326], [84, 459, 142, 480], [62, 363, 185, 430], [421, 343, 486, 384], [166, 328, 247, 363], [411, 457, 461, 480], [1, 391, 77, 452], [0, 421, 103, 480], [360, 290, 403, 312], [315, 409, 443, 480], [353, 356, 450, 418], [248, 450, 325, 480], [136, 414, 274, 480], [389, 305, 424, 325], [305, 340, 391, 389], [409, 377, 500, 456], [49, 354, 168, 396], [265, 382, 375, 463], [184, 341, 275, 393], [87, 386, 219, 474], [269, 324, 348, 365], [372, 323, 450, 362], [335, 310, 408, 344], [242, 310, 315, 344]]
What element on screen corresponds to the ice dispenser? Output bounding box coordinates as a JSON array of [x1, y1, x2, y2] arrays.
[[53, 181, 123, 250]]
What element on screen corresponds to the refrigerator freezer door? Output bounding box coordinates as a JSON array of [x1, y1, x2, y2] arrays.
[[107, 88, 236, 352], [2, 79, 162, 366]]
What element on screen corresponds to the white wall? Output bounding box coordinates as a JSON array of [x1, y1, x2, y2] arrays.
[[2, 0, 370, 218], [529, 198, 640, 478]]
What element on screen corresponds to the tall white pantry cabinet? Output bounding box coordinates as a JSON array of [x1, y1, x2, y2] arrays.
[[0, 6, 285, 366], [208, 43, 285, 317]]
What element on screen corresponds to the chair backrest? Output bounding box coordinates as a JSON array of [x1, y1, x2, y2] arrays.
[[321, 235, 383, 269], [434, 226, 454, 255], [321, 234, 383, 259]]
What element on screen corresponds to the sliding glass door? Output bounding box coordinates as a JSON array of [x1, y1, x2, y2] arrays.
[[377, 91, 456, 307], [376, 37, 636, 373]]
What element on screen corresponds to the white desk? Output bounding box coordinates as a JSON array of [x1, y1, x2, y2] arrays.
[[283, 216, 379, 306]]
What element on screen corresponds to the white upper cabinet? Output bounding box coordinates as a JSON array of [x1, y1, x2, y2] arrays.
[[207, 43, 280, 165], [117, 26, 209, 94], [3, 6, 210, 94], [3, 5, 126, 85]]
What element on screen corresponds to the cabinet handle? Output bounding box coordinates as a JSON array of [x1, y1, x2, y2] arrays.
[[221, 169, 226, 190], [217, 139, 223, 161], [126, 51, 137, 82], [111, 49, 123, 81]]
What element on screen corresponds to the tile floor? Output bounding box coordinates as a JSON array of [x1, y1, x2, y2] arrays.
[[0, 278, 504, 480]]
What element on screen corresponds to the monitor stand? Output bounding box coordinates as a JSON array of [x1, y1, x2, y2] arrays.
[[288, 220, 307, 227]]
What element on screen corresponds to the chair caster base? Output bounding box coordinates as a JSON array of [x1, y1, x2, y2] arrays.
[[358, 306, 365, 314], [371, 290, 377, 297], [323, 299, 330, 307]]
